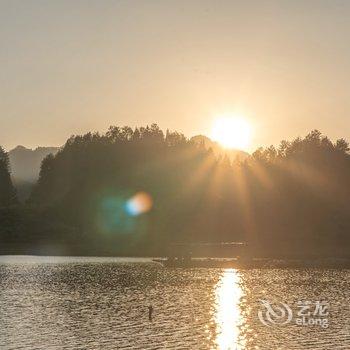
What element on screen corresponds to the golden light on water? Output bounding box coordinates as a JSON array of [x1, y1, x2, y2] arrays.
[[214, 269, 245, 350], [211, 115, 252, 150]]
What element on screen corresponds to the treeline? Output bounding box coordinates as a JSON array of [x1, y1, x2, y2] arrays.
[[1, 125, 350, 257]]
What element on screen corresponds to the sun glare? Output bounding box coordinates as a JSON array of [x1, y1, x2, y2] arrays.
[[211, 115, 252, 150]]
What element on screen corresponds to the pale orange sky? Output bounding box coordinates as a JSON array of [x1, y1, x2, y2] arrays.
[[1, 0, 350, 152]]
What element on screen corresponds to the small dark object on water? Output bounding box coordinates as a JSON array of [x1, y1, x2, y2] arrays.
[[148, 305, 153, 321]]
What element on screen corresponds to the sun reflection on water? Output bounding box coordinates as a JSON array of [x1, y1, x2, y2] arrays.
[[214, 269, 246, 350]]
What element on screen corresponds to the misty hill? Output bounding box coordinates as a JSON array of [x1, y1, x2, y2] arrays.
[[191, 135, 249, 161], [9, 146, 59, 201], [9, 146, 59, 182]]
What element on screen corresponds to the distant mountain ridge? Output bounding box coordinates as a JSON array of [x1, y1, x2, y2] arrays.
[[191, 135, 249, 161], [9, 145, 59, 182]]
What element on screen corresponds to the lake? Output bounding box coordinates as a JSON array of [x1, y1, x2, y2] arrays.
[[1, 256, 349, 349]]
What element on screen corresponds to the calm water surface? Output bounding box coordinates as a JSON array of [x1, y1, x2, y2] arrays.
[[1, 256, 350, 349]]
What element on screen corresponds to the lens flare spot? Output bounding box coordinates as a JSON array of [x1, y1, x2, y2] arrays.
[[125, 192, 153, 216]]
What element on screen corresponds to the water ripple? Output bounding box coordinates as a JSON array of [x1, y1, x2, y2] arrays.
[[1, 256, 349, 349]]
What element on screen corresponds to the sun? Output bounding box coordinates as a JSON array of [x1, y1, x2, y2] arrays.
[[211, 115, 252, 150]]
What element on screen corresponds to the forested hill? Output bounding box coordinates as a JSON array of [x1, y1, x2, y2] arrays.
[[1, 125, 350, 257]]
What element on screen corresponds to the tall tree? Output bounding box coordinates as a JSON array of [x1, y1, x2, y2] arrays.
[[0, 147, 17, 206]]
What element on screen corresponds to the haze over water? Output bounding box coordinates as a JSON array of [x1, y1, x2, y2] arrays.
[[1, 257, 349, 349]]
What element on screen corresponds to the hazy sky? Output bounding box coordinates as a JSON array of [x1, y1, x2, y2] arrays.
[[1, 0, 350, 151]]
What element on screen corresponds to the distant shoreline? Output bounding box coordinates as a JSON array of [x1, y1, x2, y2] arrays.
[[2, 254, 350, 269]]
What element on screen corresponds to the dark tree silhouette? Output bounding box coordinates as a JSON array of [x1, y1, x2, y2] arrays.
[[2, 127, 350, 257], [0, 147, 17, 206]]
